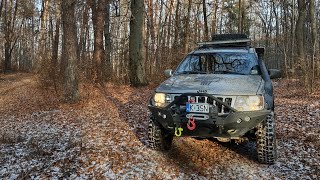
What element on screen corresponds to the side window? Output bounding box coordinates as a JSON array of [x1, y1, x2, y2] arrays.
[[175, 55, 200, 73]]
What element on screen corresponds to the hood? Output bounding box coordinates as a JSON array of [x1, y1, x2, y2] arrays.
[[156, 74, 264, 95]]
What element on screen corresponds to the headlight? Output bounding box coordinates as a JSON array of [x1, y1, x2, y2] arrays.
[[153, 93, 169, 107], [234, 96, 264, 111]]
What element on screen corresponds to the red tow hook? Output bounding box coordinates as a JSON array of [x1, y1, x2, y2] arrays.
[[187, 117, 196, 131]]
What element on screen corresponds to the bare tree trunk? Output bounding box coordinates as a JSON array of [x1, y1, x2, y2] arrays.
[[89, 0, 106, 83], [296, 0, 306, 61], [211, 0, 218, 36], [0, 0, 4, 18], [296, 0, 309, 91], [184, 0, 192, 54], [238, 0, 242, 33], [3, 0, 18, 73], [203, 0, 209, 40], [103, 1, 111, 82], [154, 1, 164, 74], [173, 0, 180, 49], [52, 0, 60, 71], [129, 0, 148, 86], [146, 0, 154, 75], [165, 0, 174, 48], [4, 0, 10, 72], [129, 0, 147, 86], [61, 0, 80, 102], [310, 0, 317, 92], [272, 1, 280, 69], [193, 3, 200, 43], [3, 0, 9, 72], [79, 4, 89, 64], [291, 0, 295, 66], [38, 0, 49, 71], [51, 0, 61, 92]]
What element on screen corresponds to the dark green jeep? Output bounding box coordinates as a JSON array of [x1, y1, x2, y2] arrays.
[[148, 34, 281, 164]]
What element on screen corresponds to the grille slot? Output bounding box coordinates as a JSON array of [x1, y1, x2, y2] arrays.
[[224, 98, 233, 113]]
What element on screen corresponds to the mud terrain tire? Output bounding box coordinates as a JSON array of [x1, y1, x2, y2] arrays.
[[148, 117, 173, 151], [256, 111, 277, 164]]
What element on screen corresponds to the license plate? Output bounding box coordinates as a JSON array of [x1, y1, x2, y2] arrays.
[[186, 103, 209, 113]]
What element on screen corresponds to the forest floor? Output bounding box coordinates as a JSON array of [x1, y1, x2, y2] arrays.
[[0, 73, 319, 179]]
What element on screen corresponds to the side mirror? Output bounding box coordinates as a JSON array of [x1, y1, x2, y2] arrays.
[[268, 69, 281, 79], [164, 69, 173, 77]]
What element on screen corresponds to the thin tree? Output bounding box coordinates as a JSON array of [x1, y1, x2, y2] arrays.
[[61, 0, 80, 102], [129, 0, 148, 86], [238, 0, 242, 33], [203, 0, 209, 40], [51, 0, 61, 92], [309, 0, 317, 91], [38, 0, 49, 71], [103, 1, 112, 82], [0, 0, 4, 18], [184, 0, 192, 54]]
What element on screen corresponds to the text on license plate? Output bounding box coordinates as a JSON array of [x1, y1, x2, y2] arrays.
[[186, 103, 209, 113]]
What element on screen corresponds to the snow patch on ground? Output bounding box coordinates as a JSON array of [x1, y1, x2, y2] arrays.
[[0, 75, 319, 179]]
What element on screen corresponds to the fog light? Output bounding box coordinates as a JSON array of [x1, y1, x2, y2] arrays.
[[162, 114, 167, 119], [244, 116, 251, 122]]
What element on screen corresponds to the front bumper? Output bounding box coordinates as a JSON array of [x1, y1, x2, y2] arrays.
[[148, 93, 270, 138]]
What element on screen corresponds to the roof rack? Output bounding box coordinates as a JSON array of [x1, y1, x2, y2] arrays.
[[197, 34, 251, 49], [198, 39, 251, 46], [212, 34, 248, 41]]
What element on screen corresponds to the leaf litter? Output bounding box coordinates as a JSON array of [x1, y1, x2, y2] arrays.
[[0, 73, 319, 179]]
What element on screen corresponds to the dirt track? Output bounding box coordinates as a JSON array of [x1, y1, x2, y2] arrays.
[[0, 73, 319, 179]]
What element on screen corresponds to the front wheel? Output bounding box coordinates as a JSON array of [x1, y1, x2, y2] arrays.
[[148, 117, 173, 151], [256, 111, 277, 164]]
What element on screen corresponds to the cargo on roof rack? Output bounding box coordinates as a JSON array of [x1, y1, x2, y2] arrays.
[[212, 34, 249, 41], [198, 34, 251, 49]]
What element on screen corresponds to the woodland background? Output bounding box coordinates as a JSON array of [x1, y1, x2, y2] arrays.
[[1, 0, 320, 178], [0, 0, 320, 101]]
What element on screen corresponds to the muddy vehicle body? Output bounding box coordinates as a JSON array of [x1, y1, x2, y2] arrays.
[[147, 34, 281, 164]]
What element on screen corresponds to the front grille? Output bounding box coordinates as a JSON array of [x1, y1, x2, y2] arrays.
[[171, 94, 234, 114]]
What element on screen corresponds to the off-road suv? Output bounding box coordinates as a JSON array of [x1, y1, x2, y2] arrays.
[[147, 34, 281, 164]]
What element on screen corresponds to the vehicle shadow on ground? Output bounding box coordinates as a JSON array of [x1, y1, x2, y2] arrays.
[[211, 139, 258, 162], [164, 138, 259, 176], [165, 142, 212, 175]]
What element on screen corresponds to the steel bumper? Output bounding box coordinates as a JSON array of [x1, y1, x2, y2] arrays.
[[148, 93, 270, 138]]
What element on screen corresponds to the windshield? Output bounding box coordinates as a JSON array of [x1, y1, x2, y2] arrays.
[[175, 52, 260, 75]]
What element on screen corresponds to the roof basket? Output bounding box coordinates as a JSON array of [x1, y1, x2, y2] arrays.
[[212, 34, 249, 41], [198, 34, 251, 49]]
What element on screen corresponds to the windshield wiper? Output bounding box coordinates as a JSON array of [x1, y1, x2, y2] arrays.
[[179, 71, 207, 74]]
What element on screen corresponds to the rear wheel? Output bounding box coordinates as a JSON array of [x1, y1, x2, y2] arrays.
[[148, 117, 173, 151], [256, 111, 277, 164]]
